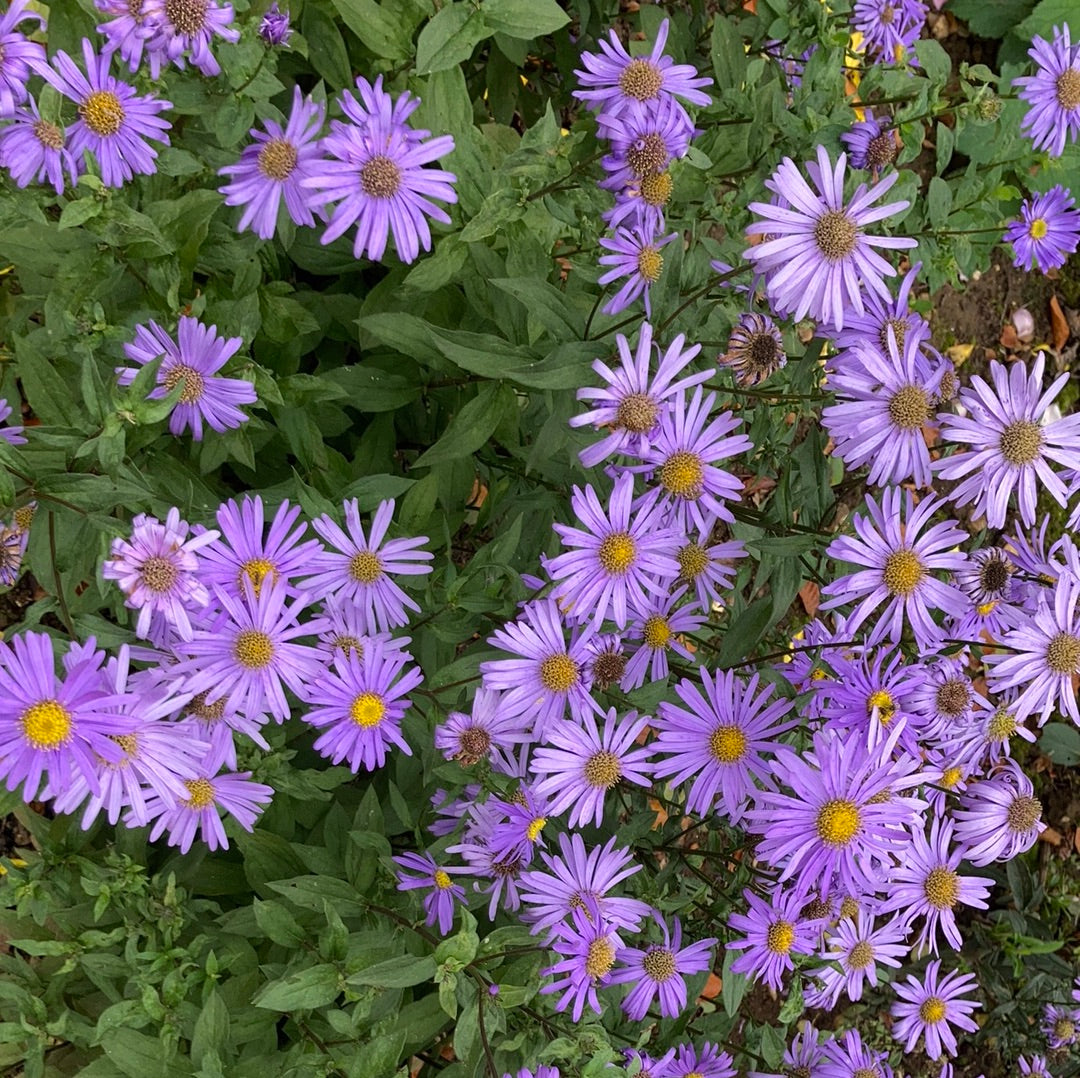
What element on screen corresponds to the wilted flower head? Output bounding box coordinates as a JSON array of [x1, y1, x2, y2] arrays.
[[258, 2, 291, 46]]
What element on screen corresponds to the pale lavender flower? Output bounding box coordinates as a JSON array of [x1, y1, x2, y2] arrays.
[[0, 399, 26, 445], [218, 86, 325, 240], [804, 909, 909, 1008], [841, 110, 900, 172], [820, 1029, 895, 1078], [393, 851, 469, 936], [598, 98, 694, 186], [890, 960, 980, 1060], [598, 227, 677, 317], [95, 0, 160, 72], [144, 0, 239, 78], [669, 1043, 735, 1078], [0, 1, 46, 117], [1005, 185, 1080, 273], [744, 145, 916, 330], [258, 2, 291, 46], [434, 687, 531, 770], [1015, 25, 1080, 158], [852, 0, 927, 65], [727, 885, 820, 991], [674, 524, 744, 610], [540, 900, 624, 1021], [1042, 1003, 1080, 1049], [719, 312, 787, 387], [102, 508, 218, 641], [0, 99, 81, 195], [953, 759, 1045, 865]]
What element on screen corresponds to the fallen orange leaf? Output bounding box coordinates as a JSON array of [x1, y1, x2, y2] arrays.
[[699, 973, 722, 1001], [1050, 295, 1070, 352], [799, 581, 820, 618]]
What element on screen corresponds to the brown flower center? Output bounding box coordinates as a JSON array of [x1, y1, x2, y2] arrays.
[[360, 154, 402, 199], [641, 947, 677, 982], [999, 419, 1043, 465], [626, 133, 668, 175], [1006, 794, 1042, 833], [455, 725, 490, 764], [591, 649, 626, 688], [814, 210, 858, 260], [866, 131, 898, 168], [848, 940, 874, 968], [1056, 68, 1080, 111], [33, 120, 64, 150], [923, 866, 960, 909], [164, 363, 206, 404], [936, 677, 971, 717], [879, 317, 908, 354], [618, 59, 663, 101], [1046, 631, 1080, 675], [257, 138, 298, 181], [188, 691, 226, 722], [165, 0, 209, 34], [887, 384, 931, 430], [140, 554, 179, 593], [615, 391, 658, 433]]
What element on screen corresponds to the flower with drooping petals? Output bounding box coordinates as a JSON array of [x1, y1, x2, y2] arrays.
[[144, 0, 239, 78], [0, 98, 81, 195], [540, 900, 624, 1021], [952, 759, 1045, 865], [0, 1, 46, 118]]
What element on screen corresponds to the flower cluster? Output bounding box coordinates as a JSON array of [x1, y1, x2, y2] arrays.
[[2, 496, 431, 854]]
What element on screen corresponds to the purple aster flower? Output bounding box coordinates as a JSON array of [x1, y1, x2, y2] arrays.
[[195, 495, 323, 601], [852, 0, 927, 65], [0, 398, 26, 445], [1019, 1056, 1053, 1078], [967, 702, 1036, 765], [0, 99, 81, 196], [141, 766, 273, 853], [879, 817, 992, 954], [544, 472, 681, 630], [1041, 1003, 1080, 1049], [540, 900, 624, 1021], [218, 86, 325, 240], [757, 1024, 826, 1078], [177, 684, 269, 770], [745, 724, 925, 899], [744, 145, 916, 330], [102, 508, 218, 642], [652, 668, 796, 823], [669, 1043, 735, 1078], [581, 632, 629, 691], [719, 312, 787, 387], [620, 1051, 676, 1078], [530, 707, 652, 828], [819, 1029, 895, 1078], [804, 909, 909, 1008], [830, 260, 933, 361], [507, 1069, 560, 1078], [434, 687, 531, 770], [823, 329, 942, 488], [727, 885, 819, 991], [94, 0, 161, 72], [574, 19, 712, 121], [39, 39, 171, 188], [304, 498, 432, 633], [569, 323, 713, 468], [841, 110, 900, 172], [820, 488, 968, 650], [674, 525, 744, 610], [301, 640, 423, 771], [937, 354, 1080, 528], [1005, 185, 1080, 273], [48, 652, 210, 827], [610, 911, 715, 1020], [143, 0, 239, 78], [622, 586, 704, 689], [985, 569, 1080, 725], [0, 633, 136, 801], [486, 785, 554, 869], [603, 169, 676, 236], [301, 79, 456, 263], [599, 98, 693, 186], [953, 759, 1045, 865], [634, 387, 752, 533], [481, 598, 596, 733], [393, 851, 469, 936], [176, 580, 323, 723], [906, 655, 987, 742], [890, 959, 980, 1060], [0, 1, 46, 118], [1016, 25, 1080, 158], [517, 832, 648, 939], [258, 2, 291, 46], [116, 317, 256, 440], [598, 227, 677, 317]]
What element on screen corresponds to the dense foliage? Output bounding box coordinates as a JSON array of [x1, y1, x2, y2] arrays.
[[2, 1, 1080, 1077]]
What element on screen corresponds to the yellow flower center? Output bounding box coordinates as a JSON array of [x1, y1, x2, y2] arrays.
[[526, 816, 546, 842], [348, 550, 383, 583], [20, 699, 73, 749], [183, 777, 215, 809], [597, 531, 636, 574], [642, 614, 672, 650], [639, 170, 673, 207], [257, 137, 298, 181], [660, 450, 705, 499], [676, 542, 710, 580], [816, 799, 861, 846], [350, 692, 385, 727], [765, 920, 795, 954], [239, 558, 276, 598], [987, 707, 1017, 742], [583, 749, 622, 789], [433, 869, 452, 889], [539, 653, 579, 693], [865, 689, 895, 723], [919, 997, 947, 1024], [941, 766, 963, 788], [923, 866, 960, 909], [636, 246, 664, 283], [709, 724, 747, 763], [848, 940, 874, 968], [584, 937, 616, 978], [233, 629, 273, 669], [882, 548, 924, 597], [618, 59, 663, 101], [1029, 217, 1049, 240], [642, 947, 677, 981], [79, 90, 125, 137]]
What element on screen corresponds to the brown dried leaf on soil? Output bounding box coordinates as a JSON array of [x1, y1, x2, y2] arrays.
[[1050, 295, 1070, 352], [799, 581, 820, 618]]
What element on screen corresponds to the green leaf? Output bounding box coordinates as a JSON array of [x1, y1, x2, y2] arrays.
[[490, 277, 583, 339], [94, 1029, 194, 1078], [915, 39, 951, 85], [191, 990, 230, 1069], [1016, 0, 1079, 42], [413, 383, 517, 469], [416, 5, 492, 74], [481, 0, 569, 38], [459, 187, 527, 242], [710, 15, 748, 91], [301, 3, 353, 87], [58, 198, 104, 230], [332, 0, 413, 59], [253, 963, 342, 1011], [721, 948, 749, 1017], [1040, 722, 1080, 765], [715, 597, 774, 667], [777, 974, 804, 1023], [346, 955, 437, 988], [928, 176, 952, 228], [950, 0, 1036, 37], [252, 899, 307, 947]]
